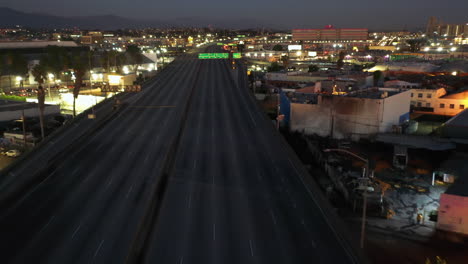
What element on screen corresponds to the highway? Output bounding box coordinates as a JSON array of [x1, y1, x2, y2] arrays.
[[144, 46, 358, 263], [0, 52, 201, 263], [0, 46, 360, 263]]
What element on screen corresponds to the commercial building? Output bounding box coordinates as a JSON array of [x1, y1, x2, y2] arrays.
[[292, 26, 368, 42], [0, 100, 60, 123], [437, 182, 468, 236], [289, 88, 411, 140], [80, 31, 104, 45], [411, 88, 468, 116], [426, 17, 468, 38]]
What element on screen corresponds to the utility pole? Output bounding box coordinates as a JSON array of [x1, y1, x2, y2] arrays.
[[21, 109, 27, 148], [276, 89, 281, 130], [360, 166, 369, 249], [324, 148, 371, 249]]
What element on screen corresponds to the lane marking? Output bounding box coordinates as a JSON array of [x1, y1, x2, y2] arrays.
[[213, 224, 216, 241], [188, 193, 192, 208], [106, 176, 113, 188], [126, 185, 134, 198], [249, 239, 254, 257], [270, 210, 277, 226], [301, 219, 317, 248], [129, 105, 176, 109], [40, 215, 55, 233], [71, 223, 82, 239], [93, 240, 105, 259], [179, 256, 184, 264]]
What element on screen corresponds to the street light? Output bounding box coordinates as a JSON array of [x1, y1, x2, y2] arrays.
[[323, 148, 371, 249]]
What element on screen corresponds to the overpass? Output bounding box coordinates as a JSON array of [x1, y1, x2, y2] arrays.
[[0, 46, 362, 263]]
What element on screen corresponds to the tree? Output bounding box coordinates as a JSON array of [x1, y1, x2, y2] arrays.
[[337, 51, 346, 69], [6, 52, 28, 89], [406, 39, 428, 52], [280, 55, 289, 68], [31, 64, 47, 139], [308, 65, 319, 72], [100, 51, 111, 73], [272, 44, 283, 51], [267, 62, 283, 72], [373, 70, 382, 87], [116, 52, 127, 74], [44, 46, 67, 78], [126, 45, 143, 73], [0, 53, 4, 92], [70, 52, 89, 117]]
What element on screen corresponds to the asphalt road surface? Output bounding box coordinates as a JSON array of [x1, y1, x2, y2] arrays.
[[0, 46, 359, 264], [144, 46, 358, 263], [0, 52, 201, 264]]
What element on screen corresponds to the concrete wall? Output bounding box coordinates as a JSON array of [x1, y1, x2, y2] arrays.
[[290, 91, 410, 140], [380, 90, 411, 132], [0, 104, 60, 122], [290, 102, 331, 137], [291, 96, 382, 140], [331, 96, 381, 140]]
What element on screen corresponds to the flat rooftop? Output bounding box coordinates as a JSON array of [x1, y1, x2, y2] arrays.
[[0, 100, 40, 111], [345, 88, 401, 99], [0, 41, 78, 49]]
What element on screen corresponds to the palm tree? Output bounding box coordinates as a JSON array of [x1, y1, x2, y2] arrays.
[[100, 51, 110, 73], [116, 53, 126, 74], [126, 45, 143, 73], [31, 64, 47, 139], [70, 52, 89, 117], [0, 53, 4, 93]]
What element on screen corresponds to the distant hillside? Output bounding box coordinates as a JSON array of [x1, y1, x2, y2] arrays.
[[0, 7, 167, 29]]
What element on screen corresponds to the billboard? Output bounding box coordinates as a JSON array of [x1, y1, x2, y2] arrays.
[[308, 51, 317, 57], [288, 45, 302, 51]]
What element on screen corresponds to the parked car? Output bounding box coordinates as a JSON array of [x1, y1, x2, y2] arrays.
[[59, 88, 69, 93], [5, 149, 21, 157]]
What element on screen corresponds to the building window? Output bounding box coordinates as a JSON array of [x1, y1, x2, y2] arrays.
[[427, 94, 432, 98], [411, 93, 414, 97], [418, 93, 423, 98], [417, 102, 422, 107], [440, 103, 445, 108], [461, 105, 465, 110], [426, 103, 431, 107], [450, 104, 455, 109], [411, 101, 416, 105]]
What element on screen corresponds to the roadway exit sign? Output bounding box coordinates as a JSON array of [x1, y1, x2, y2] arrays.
[[198, 53, 229, 59], [233, 53, 241, 59]]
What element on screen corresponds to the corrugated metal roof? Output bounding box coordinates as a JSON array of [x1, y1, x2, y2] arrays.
[[0, 41, 78, 49]]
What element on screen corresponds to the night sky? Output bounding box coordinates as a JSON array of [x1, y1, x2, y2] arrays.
[[0, 0, 467, 30]]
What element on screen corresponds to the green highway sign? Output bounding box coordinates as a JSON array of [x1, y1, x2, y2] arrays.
[[233, 53, 242, 59], [198, 53, 230, 59], [217, 43, 224, 45]]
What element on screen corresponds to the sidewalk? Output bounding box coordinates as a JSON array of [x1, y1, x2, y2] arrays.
[[344, 215, 468, 264], [352, 216, 436, 243]]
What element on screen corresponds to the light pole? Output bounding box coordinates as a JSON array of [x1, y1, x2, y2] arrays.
[[276, 90, 280, 130], [323, 148, 371, 249]]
